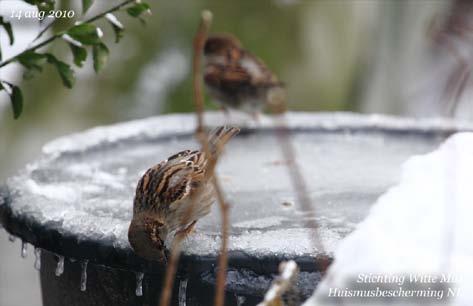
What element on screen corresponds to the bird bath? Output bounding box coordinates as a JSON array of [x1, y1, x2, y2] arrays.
[[0, 112, 469, 306]]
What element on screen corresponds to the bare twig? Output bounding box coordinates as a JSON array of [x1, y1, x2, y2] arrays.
[[269, 100, 329, 273], [191, 10, 230, 306], [193, 10, 212, 137], [159, 10, 232, 306], [0, 0, 136, 68], [257, 260, 300, 306], [32, 18, 56, 43], [158, 235, 183, 306], [211, 175, 230, 306]]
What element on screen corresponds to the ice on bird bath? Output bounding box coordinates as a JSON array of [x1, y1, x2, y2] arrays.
[[21, 240, 27, 258], [135, 272, 144, 296], [304, 132, 473, 306], [178, 279, 188, 306], [237, 296, 246, 306], [1, 113, 471, 272], [34, 247, 41, 270], [80, 260, 88, 292], [55, 256, 65, 277]]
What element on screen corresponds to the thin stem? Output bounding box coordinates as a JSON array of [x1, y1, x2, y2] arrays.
[[158, 236, 183, 306], [190, 10, 231, 306], [0, 34, 58, 68], [0, 0, 136, 68], [158, 10, 215, 306], [32, 18, 56, 43], [273, 114, 329, 273], [193, 10, 212, 136], [212, 175, 229, 306], [267, 82, 328, 272], [85, 0, 135, 24]]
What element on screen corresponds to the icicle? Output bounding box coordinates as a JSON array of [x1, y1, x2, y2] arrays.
[[237, 295, 246, 306], [55, 256, 65, 277], [135, 272, 144, 296], [34, 248, 41, 270], [21, 240, 27, 258], [8, 235, 16, 242], [178, 279, 188, 306], [80, 260, 88, 291]]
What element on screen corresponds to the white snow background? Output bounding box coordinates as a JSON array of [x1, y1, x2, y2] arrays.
[[305, 132, 473, 306]]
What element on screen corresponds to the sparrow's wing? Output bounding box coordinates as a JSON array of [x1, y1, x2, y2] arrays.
[[163, 152, 208, 231], [245, 55, 282, 86], [133, 161, 166, 213], [134, 150, 196, 212], [160, 151, 207, 206], [205, 63, 253, 91]]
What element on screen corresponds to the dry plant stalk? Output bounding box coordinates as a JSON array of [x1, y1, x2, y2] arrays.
[[159, 9, 230, 306], [193, 11, 212, 138], [428, 9, 472, 116], [211, 175, 230, 306], [270, 102, 329, 272], [191, 10, 230, 306], [158, 235, 184, 306], [257, 260, 300, 306]]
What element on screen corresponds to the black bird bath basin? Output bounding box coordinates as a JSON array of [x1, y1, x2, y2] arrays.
[[0, 112, 469, 306]]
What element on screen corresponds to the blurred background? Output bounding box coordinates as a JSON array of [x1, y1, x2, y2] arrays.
[[0, 0, 471, 305]]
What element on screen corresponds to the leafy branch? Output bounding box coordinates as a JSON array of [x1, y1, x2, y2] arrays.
[[0, 0, 151, 119]]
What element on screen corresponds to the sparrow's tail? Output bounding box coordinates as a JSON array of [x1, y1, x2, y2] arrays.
[[207, 126, 240, 157]]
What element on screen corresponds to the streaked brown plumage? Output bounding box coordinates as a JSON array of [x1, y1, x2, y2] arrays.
[[204, 34, 286, 116], [128, 126, 239, 261]]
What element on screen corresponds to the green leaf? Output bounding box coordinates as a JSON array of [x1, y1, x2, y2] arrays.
[[82, 0, 94, 14], [23, 69, 38, 80], [5, 84, 23, 119], [0, 16, 14, 45], [105, 14, 124, 43], [17, 51, 46, 71], [68, 43, 87, 67], [11, 85, 23, 119], [67, 23, 102, 45], [17, 51, 46, 80], [92, 43, 109, 72], [126, 2, 151, 18], [46, 54, 75, 88]]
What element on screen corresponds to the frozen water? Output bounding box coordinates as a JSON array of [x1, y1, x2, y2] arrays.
[[237, 296, 246, 306], [33, 248, 41, 270], [8, 235, 16, 242], [178, 278, 188, 306], [80, 260, 88, 292], [3, 113, 470, 263], [304, 132, 473, 306], [135, 272, 144, 297], [21, 240, 27, 258], [55, 256, 64, 277]]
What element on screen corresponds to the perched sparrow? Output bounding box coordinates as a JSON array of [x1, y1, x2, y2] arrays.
[[203, 34, 286, 117], [128, 126, 239, 261]]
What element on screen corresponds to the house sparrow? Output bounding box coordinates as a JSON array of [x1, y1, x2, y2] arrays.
[[203, 34, 286, 117], [128, 126, 239, 262]]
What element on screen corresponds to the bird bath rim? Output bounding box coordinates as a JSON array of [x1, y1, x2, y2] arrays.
[[1, 112, 472, 275]]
